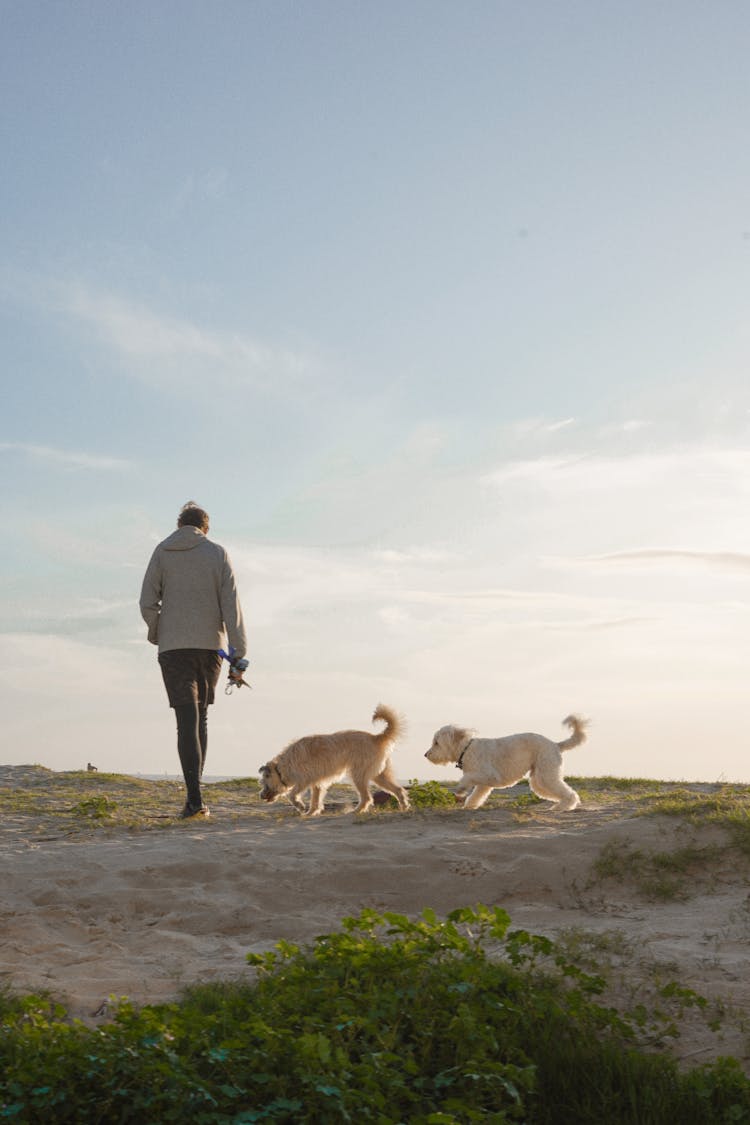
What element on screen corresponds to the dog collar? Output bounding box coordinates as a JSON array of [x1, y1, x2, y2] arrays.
[[456, 739, 474, 770]]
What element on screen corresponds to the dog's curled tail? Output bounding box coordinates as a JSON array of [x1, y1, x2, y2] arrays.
[[558, 714, 588, 751], [372, 703, 403, 746]]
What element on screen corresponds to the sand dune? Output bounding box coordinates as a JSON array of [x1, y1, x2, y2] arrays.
[[1, 765, 749, 1066]]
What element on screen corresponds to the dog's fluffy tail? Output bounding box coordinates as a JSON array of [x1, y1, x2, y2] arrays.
[[558, 714, 588, 751], [372, 703, 403, 746]]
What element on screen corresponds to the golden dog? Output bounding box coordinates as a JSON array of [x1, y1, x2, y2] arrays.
[[259, 704, 410, 817]]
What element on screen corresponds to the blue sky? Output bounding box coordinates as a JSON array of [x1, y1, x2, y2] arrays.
[[2, 1, 749, 783]]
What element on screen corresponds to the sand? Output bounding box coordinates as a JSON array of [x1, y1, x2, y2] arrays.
[[1, 765, 749, 1067]]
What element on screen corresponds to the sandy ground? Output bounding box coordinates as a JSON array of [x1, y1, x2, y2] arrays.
[[1, 765, 749, 1067]]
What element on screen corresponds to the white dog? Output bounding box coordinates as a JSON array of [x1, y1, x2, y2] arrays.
[[259, 704, 410, 817], [425, 714, 588, 811]]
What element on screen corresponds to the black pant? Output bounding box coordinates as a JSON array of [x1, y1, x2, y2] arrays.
[[158, 649, 222, 812], [175, 701, 209, 811]]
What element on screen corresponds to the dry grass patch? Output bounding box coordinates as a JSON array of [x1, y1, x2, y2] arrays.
[[0, 767, 261, 836]]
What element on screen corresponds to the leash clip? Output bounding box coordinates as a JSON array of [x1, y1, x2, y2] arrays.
[[219, 647, 251, 695]]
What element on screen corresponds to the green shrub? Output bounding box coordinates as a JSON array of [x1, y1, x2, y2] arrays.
[[69, 796, 118, 820], [406, 779, 458, 808], [1, 908, 749, 1123], [372, 780, 457, 810]]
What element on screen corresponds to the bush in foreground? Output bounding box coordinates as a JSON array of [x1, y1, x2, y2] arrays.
[[1, 906, 749, 1123]]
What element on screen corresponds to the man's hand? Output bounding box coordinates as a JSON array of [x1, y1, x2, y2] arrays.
[[219, 647, 250, 691], [229, 656, 250, 689]]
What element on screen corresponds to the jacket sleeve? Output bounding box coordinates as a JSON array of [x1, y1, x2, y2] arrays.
[[139, 549, 162, 646], [220, 552, 247, 659]]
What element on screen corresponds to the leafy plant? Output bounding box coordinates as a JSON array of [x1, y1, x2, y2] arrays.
[[1, 907, 749, 1123], [70, 796, 118, 820], [406, 780, 459, 808], [369, 780, 458, 810]]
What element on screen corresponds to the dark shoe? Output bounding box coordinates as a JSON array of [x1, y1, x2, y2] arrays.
[[179, 803, 210, 820]]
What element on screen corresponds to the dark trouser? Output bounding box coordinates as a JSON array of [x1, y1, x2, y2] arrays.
[[175, 702, 209, 810], [158, 649, 222, 812]]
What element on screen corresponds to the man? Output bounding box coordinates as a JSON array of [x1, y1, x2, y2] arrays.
[[140, 502, 247, 819]]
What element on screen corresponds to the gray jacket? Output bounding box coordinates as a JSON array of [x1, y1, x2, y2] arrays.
[[139, 526, 247, 658]]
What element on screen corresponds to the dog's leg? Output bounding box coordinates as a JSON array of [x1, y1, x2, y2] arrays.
[[350, 776, 375, 813], [529, 771, 580, 811], [353, 790, 374, 813], [463, 785, 494, 810], [454, 779, 472, 805], [304, 786, 327, 817], [373, 764, 411, 811], [288, 787, 307, 814], [549, 782, 580, 811]]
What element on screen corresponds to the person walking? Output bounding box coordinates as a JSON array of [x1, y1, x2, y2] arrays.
[[140, 502, 247, 818]]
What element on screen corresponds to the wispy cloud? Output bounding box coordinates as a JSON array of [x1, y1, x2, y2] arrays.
[[172, 167, 230, 212], [481, 446, 750, 496], [58, 284, 316, 394], [583, 549, 750, 572], [481, 455, 583, 486], [0, 442, 131, 471], [541, 417, 575, 434], [510, 417, 576, 438], [230, 541, 649, 637]]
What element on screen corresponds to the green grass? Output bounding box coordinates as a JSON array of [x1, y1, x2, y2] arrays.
[[575, 785, 750, 902], [0, 768, 261, 833], [638, 789, 750, 857], [589, 839, 727, 902], [372, 779, 459, 810], [1, 906, 748, 1123]]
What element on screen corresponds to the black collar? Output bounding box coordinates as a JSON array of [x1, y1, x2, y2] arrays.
[[456, 738, 474, 770]]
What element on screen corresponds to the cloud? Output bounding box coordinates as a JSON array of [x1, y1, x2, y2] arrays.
[[1, 596, 137, 641], [540, 417, 575, 434], [583, 549, 750, 573], [510, 417, 576, 438], [173, 168, 230, 212], [0, 442, 131, 471], [59, 284, 315, 394], [481, 446, 750, 494], [229, 541, 652, 642], [0, 631, 138, 700]]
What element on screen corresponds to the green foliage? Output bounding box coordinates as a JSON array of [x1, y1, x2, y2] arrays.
[[505, 791, 540, 811], [208, 776, 260, 795], [406, 780, 459, 808], [0, 769, 262, 833], [641, 789, 750, 857], [590, 839, 725, 901], [370, 780, 457, 810], [1, 907, 749, 1123], [574, 786, 750, 903], [69, 796, 118, 820]]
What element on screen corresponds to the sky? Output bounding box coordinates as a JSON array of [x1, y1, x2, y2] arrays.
[[2, 1, 749, 785]]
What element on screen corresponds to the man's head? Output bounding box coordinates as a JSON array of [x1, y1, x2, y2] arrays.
[[177, 502, 209, 534]]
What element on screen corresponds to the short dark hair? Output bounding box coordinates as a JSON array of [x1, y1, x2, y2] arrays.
[[177, 502, 209, 531]]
